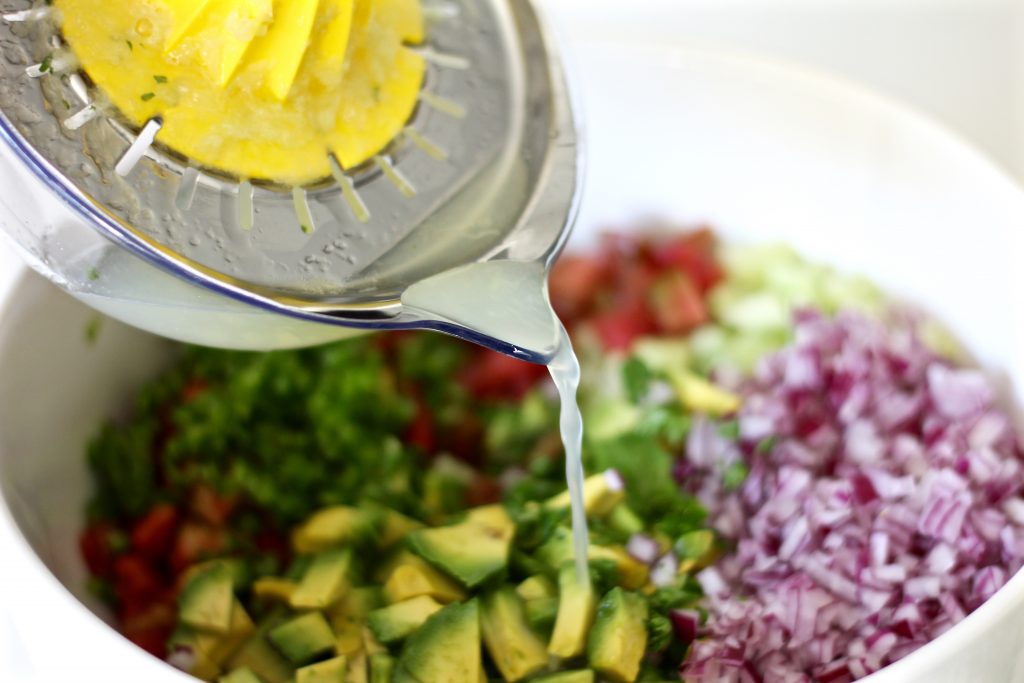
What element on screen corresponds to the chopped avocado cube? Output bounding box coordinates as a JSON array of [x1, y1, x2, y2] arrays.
[[225, 614, 295, 683], [168, 626, 221, 679], [537, 528, 649, 590], [587, 588, 649, 683], [408, 510, 514, 588], [171, 598, 255, 667], [607, 504, 644, 537], [396, 600, 480, 683], [515, 576, 556, 602], [252, 578, 297, 603], [330, 587, 383, 619], [347, 650, 369, 683], [385, 562, 467, 604], [296, 655, 347, 683], [369, 653, 395, 683], [674, 530, 714, 561], [180, 562, 236, 633], [268, 612, 336, 664], [632, 337, 690, 374], [290, 548, 353, 609], [533, 671, 594, 683], [548, 563, 596, 659], [368, 595, 444, 643], [377, 507, 424, 548], [332, 617, 365, 656], [292, 506, 382, 554], [524, 596, 558, 632], [220, 668, 265, 683], [545, 470, 625, 518], [363, 626, 387, 655], [480, 588, 549, 682], [668, 370, 740, 416]]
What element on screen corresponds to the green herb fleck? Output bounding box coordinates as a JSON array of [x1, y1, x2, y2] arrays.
[[647, 613, 673, 652], [39, 54, 53, 73], [716, 420, 740, 440], [140, 92, 155, 102], [622, 356, 653, 404], [756, 435, 778, 454], [721, 461, 749, 491], [674, 529, 714, 560], [153, 74, 167, 84], [125, 40, 133, 52], [300, 224, 312, 234], [84, 315, 103, 345], [61, 98, 71, 110], [87, 267, 100, 281]]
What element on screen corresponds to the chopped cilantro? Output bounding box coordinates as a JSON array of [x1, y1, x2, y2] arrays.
[[39, 54, 53, 73], [125, 40, 133, 51], [756, 434, 778, 454], [140, 92, 155, 102], [647, 613, 673, 652], [722, 461, 749, 491], [622, 356, 653, 403], [153, 74, 168, 84], [84, 315, 102, 345], [716, 419, 740, 440], [87, 266, 100, 281]]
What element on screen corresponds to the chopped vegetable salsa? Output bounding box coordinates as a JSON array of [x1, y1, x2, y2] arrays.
[[80, 227, 1024, 683]]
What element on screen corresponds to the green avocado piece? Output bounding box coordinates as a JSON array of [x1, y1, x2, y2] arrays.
[[515, 576, 555, 603], [524, 596, 558, 633], [368, 595, 444, 644], [267, 612, 336, 664], [480, 588, 549, 682], [219, 668, 265, 683], [587, 588, 649, 683], [369, 654, 395, 683], [170, 597, 255, 668], [548, 563, 596, 659], [396, 600, 481, 683], [292, 506, 383, 554], [532, 671, 594, 683], [408, 513, 513, 588], [296, 656, 347, 683], [180, 562, 236, 633], [290, 548, 353, 610], [225, 613, 295, 683]]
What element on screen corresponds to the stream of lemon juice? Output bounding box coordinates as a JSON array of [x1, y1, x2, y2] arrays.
[[402, 260, 591, 582]]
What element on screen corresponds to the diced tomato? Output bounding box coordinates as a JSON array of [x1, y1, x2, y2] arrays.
[[465, 475, 502, 507], [588, 304, 658, 352], [548, 255, 611, 322], [80, 522, 119, 578], [647, 229, 724, 292], [170, 523, 227, 574], [459, 350, 548, 401], [113, 554, 164, 604], [441, 413, 485, 465], [405, 397, 436, 454], [130, 504, 179, 559], [648, 271, 708, 334], [181, 377, 208, 403], [120, 599, 176, 657], [189, 485, 237, 527]]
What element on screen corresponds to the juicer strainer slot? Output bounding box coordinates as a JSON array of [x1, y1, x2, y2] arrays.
[[9, 0, 471, 235]]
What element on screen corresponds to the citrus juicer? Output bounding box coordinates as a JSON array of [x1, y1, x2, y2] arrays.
[[0, 0, 580, 361]]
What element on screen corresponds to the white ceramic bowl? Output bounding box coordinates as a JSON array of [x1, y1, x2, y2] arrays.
[[4, 39, 1024, 683]]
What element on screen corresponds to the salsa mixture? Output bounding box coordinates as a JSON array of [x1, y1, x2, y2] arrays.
[[80, 227, 1024, 683]]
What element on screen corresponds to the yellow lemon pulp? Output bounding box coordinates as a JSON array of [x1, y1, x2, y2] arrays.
[[56, 0, 425, 184]]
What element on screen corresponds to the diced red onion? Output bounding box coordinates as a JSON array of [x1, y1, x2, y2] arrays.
[[670, 608, 700, 645], [625, 533, 660, 565], [678, 310, 1024, 683]]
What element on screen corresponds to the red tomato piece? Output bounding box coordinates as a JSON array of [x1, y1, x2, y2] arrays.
[[181, 377, 208, 403], [459, 350, 548, 401], [80, 522, 118, 578], [648, 229, 724, 292], [130, 504, 179, 559], [120, 599, 176, 657], [648, 270, 708, 334], [548, 255, 611, 322], [170, 523, 227, 574], [405, 396, 437, 454], [465, 475, 502, 507], [189, 485, 238, 527], [588, 304, 658, 352], [113, 554, 165, 604]]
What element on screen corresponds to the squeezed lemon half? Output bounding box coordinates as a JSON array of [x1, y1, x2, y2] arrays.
[[56, 0, 425, 184]]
